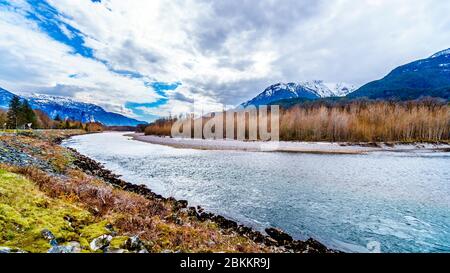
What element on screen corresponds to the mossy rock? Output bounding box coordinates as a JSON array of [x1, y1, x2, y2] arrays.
[[79, 220, 111, 242], [109, 236, 129, 250]]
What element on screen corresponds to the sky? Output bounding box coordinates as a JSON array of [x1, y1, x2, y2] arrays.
[[0, 0, 449, 121]]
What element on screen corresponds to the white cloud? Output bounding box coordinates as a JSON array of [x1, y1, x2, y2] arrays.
[[0, 1, 163, 117]]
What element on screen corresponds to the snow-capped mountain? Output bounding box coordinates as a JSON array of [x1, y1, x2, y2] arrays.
[[28, 94, 146, 126], [0, 88, 146, 126], [430, 48, 450, 59], [349, 48, 450, 100], [326, 82, 357, 97], [301, 81, 356, 98], [241, 81, 355, 107]]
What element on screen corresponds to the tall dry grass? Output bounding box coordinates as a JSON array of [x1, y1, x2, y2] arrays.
[[144, 100, 450, 142], [280, 101, 449, 142], [144, 117, 176, 136]]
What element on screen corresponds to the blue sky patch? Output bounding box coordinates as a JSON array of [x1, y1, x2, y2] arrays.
[[125, 81, 181, 121], [24, 0, 94, 58], [148, 81, 181, 95]]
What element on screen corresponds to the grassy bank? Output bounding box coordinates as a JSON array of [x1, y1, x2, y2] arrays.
[[0, 169, 107, 253], [0, 130, 327, 253]]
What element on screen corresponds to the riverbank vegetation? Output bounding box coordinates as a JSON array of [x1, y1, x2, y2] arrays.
[[280, 100, 449, 142], [0, 130, 282, 253], [144, 117, 177, 136], [144, 99, 450, 143], [0, 169, 107, 253]]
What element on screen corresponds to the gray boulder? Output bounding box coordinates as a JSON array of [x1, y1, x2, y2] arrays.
[[0, 247, 27, 253], [47, 245, 75, 253], [90, 235, 113, 251]]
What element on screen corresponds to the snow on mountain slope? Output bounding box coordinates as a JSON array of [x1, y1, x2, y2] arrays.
[[430, 48, 450, 59], [300, 80, 355, 98], [241, 81, 355, 107], [349, 48, 450, 100], [27, 94, 146, 126], [0, 87, 146, 126], [324, 82, 357, 97]]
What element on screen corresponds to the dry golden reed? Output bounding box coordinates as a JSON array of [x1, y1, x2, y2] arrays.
[[280, 101, 449, 142], [144, 100, 449, 142]]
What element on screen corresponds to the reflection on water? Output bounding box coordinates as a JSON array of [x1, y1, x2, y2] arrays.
[[64, 132, 450, 253]]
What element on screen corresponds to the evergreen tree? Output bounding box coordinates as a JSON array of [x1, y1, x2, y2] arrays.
[[19, 99, 37, 128], [6, 95, 21, 129], [6, 97, 37, 129]]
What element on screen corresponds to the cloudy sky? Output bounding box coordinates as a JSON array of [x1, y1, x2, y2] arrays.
[[0, 0, 449, 121]]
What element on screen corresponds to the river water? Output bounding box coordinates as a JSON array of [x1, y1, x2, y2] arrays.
[[63, 132, 450, 253]]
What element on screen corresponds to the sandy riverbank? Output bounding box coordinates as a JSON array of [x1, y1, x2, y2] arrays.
[[128, 133, 450, 154]]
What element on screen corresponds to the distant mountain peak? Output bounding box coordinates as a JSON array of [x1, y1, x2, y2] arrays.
[[28, 94, 87, 107], [299, 80, 356, 98], [241, 81, 355, 107], [27, 93, 101, 110], [28, 93, 78, 102], [0, 87, 146, 126], [348, 48, 450, 100], [430, 48, 450, 59]]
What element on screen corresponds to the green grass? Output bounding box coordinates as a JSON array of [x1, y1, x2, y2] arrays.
[[0, 169, 109, 252]]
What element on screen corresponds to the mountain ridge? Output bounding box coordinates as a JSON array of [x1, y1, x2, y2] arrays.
[[241, 81, 355, 107], [0, 87, 146, 126], [348, 48, 450, 100]]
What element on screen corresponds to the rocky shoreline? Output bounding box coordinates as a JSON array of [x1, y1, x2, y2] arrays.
[[66, 145, 335, 253]]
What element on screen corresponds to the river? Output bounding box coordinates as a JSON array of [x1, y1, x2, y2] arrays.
[[63, 132, 450, 253]]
